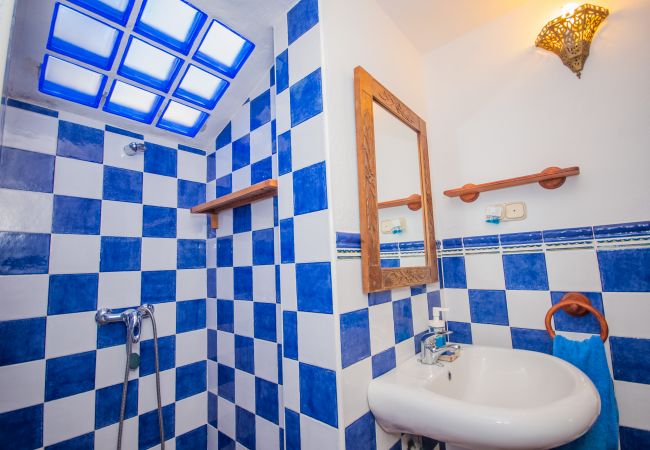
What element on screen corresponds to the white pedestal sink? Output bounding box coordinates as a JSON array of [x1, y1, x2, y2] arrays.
[[368, 345, 600, 450]]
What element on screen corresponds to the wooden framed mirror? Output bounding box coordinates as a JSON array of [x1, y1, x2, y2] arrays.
[[354, 66, 438, 292]]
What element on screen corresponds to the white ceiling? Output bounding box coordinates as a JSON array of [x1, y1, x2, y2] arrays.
[[5, 0, 293, 147]]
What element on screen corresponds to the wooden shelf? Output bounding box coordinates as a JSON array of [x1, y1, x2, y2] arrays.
[[378, 194, 422, 211], [191, 179, 278, 228], [443, 166, 580, 203]]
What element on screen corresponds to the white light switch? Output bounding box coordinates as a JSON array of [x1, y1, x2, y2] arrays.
[[504, 202, 527, 220]]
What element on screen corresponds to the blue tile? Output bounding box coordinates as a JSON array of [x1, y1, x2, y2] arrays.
[[176, 299, 206, 333], [276, 50, 289, 94], [280, 218, 295, 263], [345, 411, 376, 450], [216, 123, 232, 150], [502, 253, 549, 290], [277, 343, 283, 384], [447, 321, 472, 344], [235, 334, 255, 374], [177, 425, 207, 450], [510, 327, 552, 354], [176, 360, 207, 401], [218, 364, 235, 402], [368, 290, 391, 306], [218, 431, 235, 450], [48, 273, 98, 315], [142, 205, 177, 238], [97, 309, 128, 349], [177, 239, 206, 269], [233, 204, 252, 233], [105, 125, 143, 139], [140, 335, 175, 377], [287, 0, 319, 45], [462, 234, 499, 248], [299, 362, 338, 427], [293, 161, 327, 215], [207, 268, 216, 297], [598, 249, 650, 292], [0, 404, 43, 449], [251, 156, 273, 184], [52, 195, 101, 235], [393, 298, 414, 343], [381, 258, 400, 268], [95, 380, 138, 429], [57, 120, 104, 163], [270, 65, 275, 86], [45, 351, 96, 401], [234, 267, 253, 300], [271, 119, 277, 155], [411, 284, 426, 296], [594, 221, 650, 240], [285, 408, 300, 450], [141, 270, 176, 303], [340, 308, 371, 368], [8, 98, 58, 117], [337, 232, 361, 249], [255, 377, 279, 424], [620, 426, 650, 450], [144, 142, 177, 178], [469, 289, 509, 325], [100, 236, 141, 272], [442, 256, 467, 288], [103, 166, 143, 203], [178, 144, 205, 156], [610, 337, 650, 384], [138, 403, 174, 450], [207, 152, 216, 182], [254, 302, 277, 342], [427, 291, 442, 316], [208, 328, 217, 362], [178, 179, 205, 209], [543, 227, 594, 243], [442, 238, 463, 249], [232, 134, 250, 171], [550, 291, 604, 334], [217, 236, 233, 267], [216, 174, 232, 198], [46, 432, 94, 450], [236, 406, 256, 449], [253, 228, 275, 265], [0, 147, 55, 192], [296, 262, 333, 313], [500, 231, 543, 246], [290, 68, 323, 127], [283, 311, 298, 360], [250, 90, 271, 131], [0, 231, 50, 274], [0, 317, 46, 366], [208, 391, 218, 427], [217, 299, 234, 332], [372, 347, 396, 378]]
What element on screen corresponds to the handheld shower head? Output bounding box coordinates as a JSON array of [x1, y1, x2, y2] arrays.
[[124, 142, 146, 156]]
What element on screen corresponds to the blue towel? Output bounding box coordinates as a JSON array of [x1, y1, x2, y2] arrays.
[[553, 335, 619, 450]]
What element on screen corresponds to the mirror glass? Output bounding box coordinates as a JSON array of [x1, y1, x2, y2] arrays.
[[373, 101, 426, 268]]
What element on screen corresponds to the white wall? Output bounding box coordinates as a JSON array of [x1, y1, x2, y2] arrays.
[[423, 0, 650, 239], [0, 0, 16, 138]]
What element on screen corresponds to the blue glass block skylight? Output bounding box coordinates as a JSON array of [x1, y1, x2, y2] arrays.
[[117, 36, 183, 92], [47, 3, 122, 70], [173, 65, 229, 109], [157, 101, 208, 137], [39, 55, 107, 107], [103, 80, 163, 123], [68, 0, 135, 26], [134, 0, 207, 55], [193, 19, 255, 78]]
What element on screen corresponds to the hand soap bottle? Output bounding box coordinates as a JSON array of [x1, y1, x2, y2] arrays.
[[430, 307, 449, 347]]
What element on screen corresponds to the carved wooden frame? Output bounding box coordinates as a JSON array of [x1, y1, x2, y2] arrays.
[[354, 66, 438, 293]]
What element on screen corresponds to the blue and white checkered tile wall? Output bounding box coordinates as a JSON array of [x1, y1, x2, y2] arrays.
[[0, 98, 210, 449]]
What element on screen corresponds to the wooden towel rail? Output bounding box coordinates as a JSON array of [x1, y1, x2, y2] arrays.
[[378, 194, 422, 211], [545, 292, 609, 342]]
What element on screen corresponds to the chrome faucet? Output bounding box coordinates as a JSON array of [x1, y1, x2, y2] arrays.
[[419, 330, 459, 365]]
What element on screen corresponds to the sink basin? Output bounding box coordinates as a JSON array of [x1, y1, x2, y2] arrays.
[[368, 345, 600, 450]]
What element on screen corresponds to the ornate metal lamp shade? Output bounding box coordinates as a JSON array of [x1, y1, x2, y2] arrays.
[[536, 4, 609, 78]]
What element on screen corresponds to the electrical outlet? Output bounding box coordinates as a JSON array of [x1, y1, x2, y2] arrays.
[[504, 202, 527, 220]]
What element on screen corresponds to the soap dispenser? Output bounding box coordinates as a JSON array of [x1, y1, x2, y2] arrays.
[[430, 307, 449, 347]]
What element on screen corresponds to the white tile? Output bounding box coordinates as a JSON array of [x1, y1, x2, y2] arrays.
[[103, 131, 144, 172], [177, 208, 206, 239], [251, 197, 274, 231], [217, 397, 236, 439], [233, 232, 252, 267], [57, 111, 104, 130], [300, 414, 340, 450], [506, 291, 551, 330], [216, 267, 234, 300], [341, 358, 372, 427], [0, 274, 48, 320], [175, 391, 207, 436], [546, 249, 602, 292], [297, 312, 337, 369], [470, 323, 513, 349], [207, 298, 217, 329], [207, 359, 218, 393], [0, 189, 53, 233], [336, 260, 368, 314], [49, 234, 100, 273], [231, 103, 250, 141], [277, 174, 293, 220], [101, 200, 142, 236], [255, 416, 280, 450], [216, 330, 235, 367], [254, 339, 278, 383], [249, 72, 271, 99], [280, 264, 297, 311], [2, 106, 58, 155], [395, 337, 416, 365], [138, 369, 176, 413], [464, 252, 506, 290], [615, 380, 650, 430], [275, 89, 290, 134], [178, 150, 205, 183], [95, 344, 139, 389], [0, 359, 45, 413], [143, 172, 177, 208], [252, 265, 276, 303], [207, 423, 218, 450], [43, 391, 95, 446], [288, 24, 321, 85], [98, 271, 141, 309], [141, 237, 177, 271], [250, 122, 273, 164], [273, 14, 288, 55], [176, 329, 206, 366], [369, 302, 395, 355], [293, 209, 332, 263], [233, 300, 254, 337], [411, 293, 429, 335], [206, 180, 216, 202], [53, 156, 103, 199], [290, 111, 326, 171], [45, 311, 97, 358], [231, 166, 251, 192], [282, 359, 300, 411], [442, 289, 471, 323], [375, 424, 401, 450], [216, 209, 233, 238], [140, 302, 176, 339], [391, 286, 411, 300], [95, 416, 138, 450], [207, 238, 216, 269], [176, 269, 207, 300], [215, 145, 232, 179], [603, 293, 650, 339], [235, 369, 256, 412]]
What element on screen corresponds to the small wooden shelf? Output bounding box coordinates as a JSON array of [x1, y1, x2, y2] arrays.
[[443, 166, 580, 203], [378, 194, 422, 211], [191, 179, 278, 228]]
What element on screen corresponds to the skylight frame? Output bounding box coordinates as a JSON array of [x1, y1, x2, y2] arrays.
[[117, 35, 184, 92], [193, 19, 255, 79], [47, 3, 123, 70], [133, 0, 208, 55], [67, 0, 135, 26], [156, 100, 208, 137], [103, 80, 164, 124], [173, 64, 230, 110], [38, 55, 108, 107]]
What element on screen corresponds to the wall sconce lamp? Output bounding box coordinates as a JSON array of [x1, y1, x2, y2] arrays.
[[536, 3, 609, 78]]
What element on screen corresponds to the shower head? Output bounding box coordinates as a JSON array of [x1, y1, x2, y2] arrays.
[[123, 142, 146, 156]]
